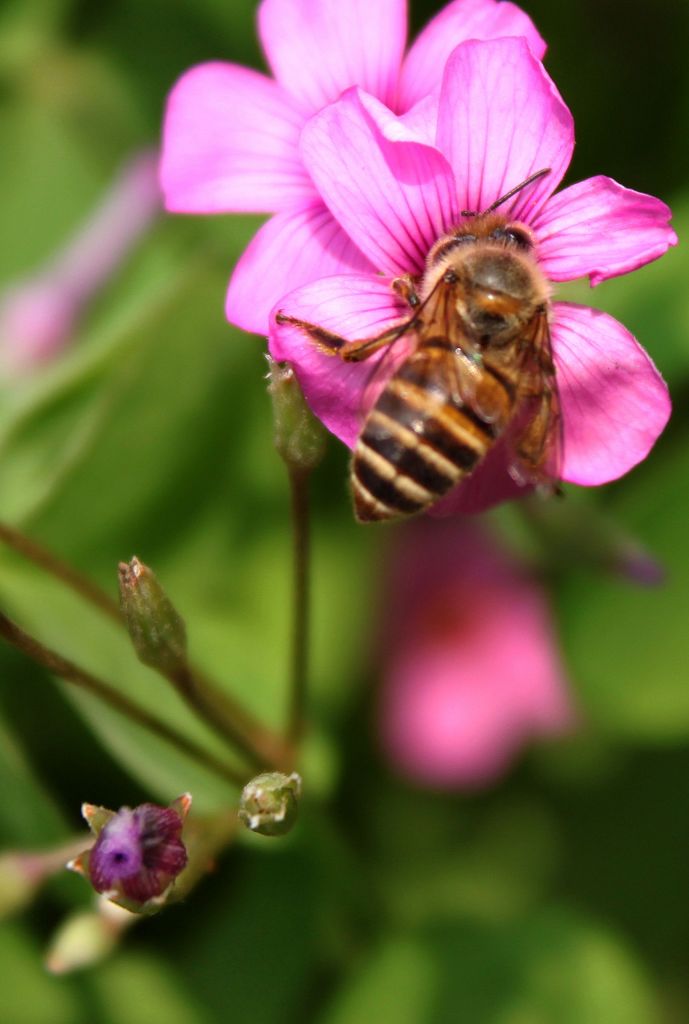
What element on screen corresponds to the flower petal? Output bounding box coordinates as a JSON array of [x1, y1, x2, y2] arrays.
[[160, 62, 313, 214], [553, 302, 671, 485], [399, 92, 440, 147], [269, 273, 410, 448], [258, 0, 406, 113], [532, 176, 677, 285], [380, 520, 573, 789], [301, 88, 458, 276], [420, 300, 671, 510], [399, 0, 546, 110], [436, 37, 573, 221], [226, 204, 375, 335]]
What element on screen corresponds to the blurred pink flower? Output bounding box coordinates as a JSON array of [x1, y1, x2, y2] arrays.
[[160, 0, 545, 335], [271, 37, 675, 514], [0, 150, 160, 376], [379, 519, 574, 788]]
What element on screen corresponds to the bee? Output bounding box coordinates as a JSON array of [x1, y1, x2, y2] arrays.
[[276, 169, 561, 523]]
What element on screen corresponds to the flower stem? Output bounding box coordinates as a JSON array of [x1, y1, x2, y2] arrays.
[[0, 521, 121, 623], [169, 665, 289, 772], [0, 610, 246, 788], [0, 520, 288, 770], [287, 467, 312, 747]]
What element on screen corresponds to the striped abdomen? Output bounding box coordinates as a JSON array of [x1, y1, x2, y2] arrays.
[[351, 339, 510, 522]]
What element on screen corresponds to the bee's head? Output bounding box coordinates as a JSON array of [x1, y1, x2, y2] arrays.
[[427, 214, 535, 268], [423, 217, 547, 347]]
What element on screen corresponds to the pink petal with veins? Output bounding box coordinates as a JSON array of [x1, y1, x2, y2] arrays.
[[533, 176, 677, 285], [553, 302, 671, 486], [399, 92, 440, 146], [226, 204, 374, 335], [399, 0, 546, 110], [436, 37, 573, 221], [160, 62, 312, 214], [270, 273, 410, 447], [432, 302, 672, 506], [258, 0, 406, 113], [301, 88, 458, 276]]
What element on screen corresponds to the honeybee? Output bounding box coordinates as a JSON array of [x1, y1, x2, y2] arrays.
[[276, 170, 561, 522]]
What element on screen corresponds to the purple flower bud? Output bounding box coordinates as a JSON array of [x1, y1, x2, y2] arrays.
[[84, 801, 188, 906]]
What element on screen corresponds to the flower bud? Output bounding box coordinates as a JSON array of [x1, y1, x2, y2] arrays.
[[118, 558, 188, 676], [0, 853, 42, 919], [45, 899, 136, 974], [266, 358, 327, 472], [238, 771, 301, 837], [0, 838, 88, 919], [70, 795, 191, 913]]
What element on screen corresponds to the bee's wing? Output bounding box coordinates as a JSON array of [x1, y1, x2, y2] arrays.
[[359, 276, 459, 424], [414, 278, 489, 417], [507, 309, 563, 492]]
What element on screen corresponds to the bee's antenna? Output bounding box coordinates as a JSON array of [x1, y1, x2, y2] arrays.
[[461, 168, 551, 218]]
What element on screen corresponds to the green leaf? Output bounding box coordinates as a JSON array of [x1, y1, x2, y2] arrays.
[[177, 846, 322, 1024], [323, 910, 657, 1024], [0, 708, 66, 845], [557, 429, 689, 739], [0, 557, 239, 811], [92, 952, 209, 1024], [0, 923, 83, 1024], [0, 247, 241, 541], [325, 938, 436, 1024]]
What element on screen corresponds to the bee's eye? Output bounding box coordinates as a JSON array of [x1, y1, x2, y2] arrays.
[[490, 226, 531, 249], [431, 233, 477, 265]]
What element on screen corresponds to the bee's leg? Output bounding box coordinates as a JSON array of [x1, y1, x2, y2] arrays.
[[339, 325, 409, 362], [391, 275, 421, 309], [275, 312, 407, 363], [275, 313, 350, 355]]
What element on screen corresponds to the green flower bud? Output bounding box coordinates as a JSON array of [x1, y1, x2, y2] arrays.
[[118, 557, 187, 676], [266, 358, 327, 472], [45, 900, 136, 974], [238, 771, 302, 837]]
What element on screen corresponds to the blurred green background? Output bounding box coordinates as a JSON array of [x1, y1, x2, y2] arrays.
[[0, 0, 688, 1021]]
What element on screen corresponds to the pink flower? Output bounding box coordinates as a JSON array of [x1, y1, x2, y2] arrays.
[[379, 519, 575, 788], [0, 151, 161, 376], [270, 38, 675, 514], [160, 0, 545, 335]]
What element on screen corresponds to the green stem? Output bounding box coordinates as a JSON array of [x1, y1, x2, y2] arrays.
[[0, 522, 121, 623], [170, 665, 289, 772], [0, 520, 287, 770], [0, 610, 246, 788], [287, 467, 312, 747]]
